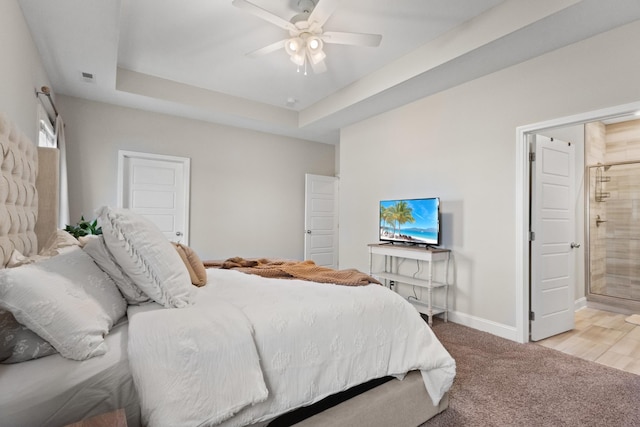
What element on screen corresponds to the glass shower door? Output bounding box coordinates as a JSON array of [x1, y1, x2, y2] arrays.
[[587, 162, 640, 309]]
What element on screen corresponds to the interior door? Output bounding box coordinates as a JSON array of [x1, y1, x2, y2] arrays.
[[118, 151, 190, 245], [304, 174, 338, 269], [530, 135, 576, 341]]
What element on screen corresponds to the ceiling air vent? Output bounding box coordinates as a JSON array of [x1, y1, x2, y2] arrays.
[[80, 71, 95, 83]]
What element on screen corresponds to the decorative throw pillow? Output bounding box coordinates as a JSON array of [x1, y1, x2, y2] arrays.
[[0, 309, 57, 364], [172, 243, 207, 287], [0, 247, 127, 361], [5, 249, 46, 268], [97, 206, 193, 308], [39, 229, 80, 256], [82, 235, 150, 304], [6, 230, 80, 268]]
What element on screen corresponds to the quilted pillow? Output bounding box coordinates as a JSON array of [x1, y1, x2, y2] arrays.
[[82, 235, 150, 304], [172, 242, 207, 287], [0, 247, 127, 361], [97, 206, 193, 308]]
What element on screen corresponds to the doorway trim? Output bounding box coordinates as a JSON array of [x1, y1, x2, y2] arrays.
[[515, 101, 640, 343]]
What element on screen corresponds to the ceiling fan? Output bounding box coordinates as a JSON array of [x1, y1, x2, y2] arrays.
[[232, 0, 382, 74]]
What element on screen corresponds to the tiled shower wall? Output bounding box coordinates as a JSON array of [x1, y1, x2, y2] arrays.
[[605, 119, 640, 163], [586, 118, 640, 302]]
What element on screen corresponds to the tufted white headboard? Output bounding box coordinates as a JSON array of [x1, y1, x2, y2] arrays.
[[0, 113, 39, 267]]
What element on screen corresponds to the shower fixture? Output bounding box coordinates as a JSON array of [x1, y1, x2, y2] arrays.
[[595, 166, 610, 202]]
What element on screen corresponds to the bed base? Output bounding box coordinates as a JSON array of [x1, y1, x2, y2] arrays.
[[263, 371, 448, 427]]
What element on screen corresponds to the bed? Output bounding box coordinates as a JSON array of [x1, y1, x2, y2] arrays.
[[0, 112, 455, 427]]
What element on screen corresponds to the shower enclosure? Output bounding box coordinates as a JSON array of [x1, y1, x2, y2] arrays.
[[587, 161, 640, 313]]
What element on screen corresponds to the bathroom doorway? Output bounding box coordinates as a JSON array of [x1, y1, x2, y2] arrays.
[[585, 144, 640, 314], [516, 101, 640, 343]]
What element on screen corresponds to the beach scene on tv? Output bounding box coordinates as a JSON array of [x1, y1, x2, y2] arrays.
[[379, 198, 439, 245]]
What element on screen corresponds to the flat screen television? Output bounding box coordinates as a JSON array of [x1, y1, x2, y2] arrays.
[[379, 197, 440, 246]]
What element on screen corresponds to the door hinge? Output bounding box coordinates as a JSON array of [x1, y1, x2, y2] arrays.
[[530, 311, 535, 321], [529, 231, 535, 241], [529, 152, 536, 162]]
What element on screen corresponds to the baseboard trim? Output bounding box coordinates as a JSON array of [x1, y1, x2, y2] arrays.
[[443, 299, 587, 343], [446, 311, 518, 342]]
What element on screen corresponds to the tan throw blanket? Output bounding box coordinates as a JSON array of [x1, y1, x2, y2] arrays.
[[203, 257, 381, 286]]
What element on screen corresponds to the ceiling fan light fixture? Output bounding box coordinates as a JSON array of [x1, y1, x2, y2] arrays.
[[308, 48, 326, 65], [307, 36, 323, 52], [290, 51, 306, 66], [233, 0, 381, 74], [285, 37, 304, 55]]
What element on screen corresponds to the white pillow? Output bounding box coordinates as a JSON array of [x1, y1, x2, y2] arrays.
[[97, 206, 193, 308], [0, 247, 127, 361], [82, 235, 150, 305]]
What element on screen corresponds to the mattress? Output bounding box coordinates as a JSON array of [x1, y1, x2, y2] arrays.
[[0, 319, 140, 427]]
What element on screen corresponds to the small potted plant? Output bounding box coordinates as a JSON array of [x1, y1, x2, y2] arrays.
[[64, 216, 102, 239]]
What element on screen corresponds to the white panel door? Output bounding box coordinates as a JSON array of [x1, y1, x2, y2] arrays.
[[118, 151, 190, 245], [530, 135, 576, 341], [304, 174, 338, 269]]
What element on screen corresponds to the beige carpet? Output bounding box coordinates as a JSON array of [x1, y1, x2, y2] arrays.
[[423, 319, 640, 427], [625, 314, 640, 326]]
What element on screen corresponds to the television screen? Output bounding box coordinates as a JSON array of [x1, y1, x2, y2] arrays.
[[379, 197, 440, 246]]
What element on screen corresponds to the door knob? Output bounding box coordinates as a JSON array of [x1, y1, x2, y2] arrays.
[[176, 231, 183, 236], [306, 230, 312, 234], [570, 242, 581, 249]]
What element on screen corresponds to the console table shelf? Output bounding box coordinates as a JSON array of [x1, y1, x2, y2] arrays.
[[368, 244, 451, 326]]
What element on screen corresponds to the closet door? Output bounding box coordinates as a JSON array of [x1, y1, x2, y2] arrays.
[[118, 150, 190, 245], [304, 174, 338, 269]]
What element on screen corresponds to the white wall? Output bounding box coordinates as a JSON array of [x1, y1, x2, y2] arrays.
[[57, 96, 335, 261], [339, 20, 640, 334], [0, 0, 52, 143]]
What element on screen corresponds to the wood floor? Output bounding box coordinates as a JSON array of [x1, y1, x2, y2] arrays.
[[536, 307, 640, 375]]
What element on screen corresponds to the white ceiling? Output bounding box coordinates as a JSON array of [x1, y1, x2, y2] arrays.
[[18, 0, 640, 144]]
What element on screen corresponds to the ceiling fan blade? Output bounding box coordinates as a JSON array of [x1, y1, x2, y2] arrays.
[[232, 0, 296, 31], [310, 58, 327, 74], [322, 31, 382, 47], [247, 39, 286, 57], [307, 0, 338, 27]]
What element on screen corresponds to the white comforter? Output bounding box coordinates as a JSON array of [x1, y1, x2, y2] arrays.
[[128, 268, 456, 427]]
